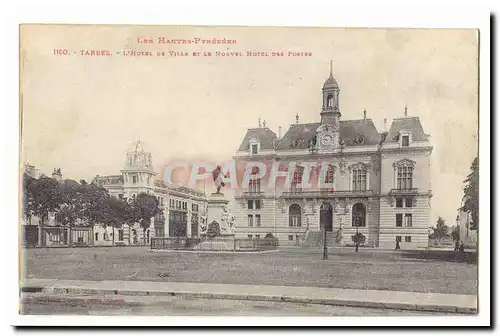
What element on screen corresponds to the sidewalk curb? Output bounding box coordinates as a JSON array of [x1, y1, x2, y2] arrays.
[[21, 283, 477, 314]]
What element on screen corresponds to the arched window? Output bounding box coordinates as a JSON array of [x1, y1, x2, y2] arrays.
[[327, 94, 334, 108], [289, 204, 301, 227], [352, 203, 366, 227]]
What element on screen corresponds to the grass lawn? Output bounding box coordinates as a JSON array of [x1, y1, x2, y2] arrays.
[[21, 247, 477, 295]]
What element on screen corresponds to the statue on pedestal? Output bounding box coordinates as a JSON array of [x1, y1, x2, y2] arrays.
[[212, 165, 228, 194]]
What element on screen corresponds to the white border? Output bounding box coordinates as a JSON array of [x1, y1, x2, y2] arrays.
[[2, 0, 492, 329]]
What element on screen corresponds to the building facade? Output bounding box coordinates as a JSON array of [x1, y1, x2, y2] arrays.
[[233, 66, 433, 249], [93, 141, 208, 245], [22, 142, 208, 247]]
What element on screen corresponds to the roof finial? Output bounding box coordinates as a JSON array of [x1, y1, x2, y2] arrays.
[[363, 109, 367, 119], [295, 113, 299, 124], [278, 126, 282, 139], [404, 105, 408, 117], [329, 60, 333, 77], [258, 117, 262, 128], [263, 120, 266, 128]]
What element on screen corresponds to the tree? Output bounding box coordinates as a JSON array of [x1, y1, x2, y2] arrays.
[[22, 173, 36, 225], [55, 179, 84, 245], [461, 158, 479, 231], [31, 177, 63, 246], [130, 193, 160, 245], [103, 196, 134, 246], [451, 225, 460, 242], [79, 183, 111, 225], [430, 217, 449, 240]]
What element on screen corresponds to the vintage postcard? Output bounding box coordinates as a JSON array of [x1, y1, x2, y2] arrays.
[[18, 24, 480, 323]]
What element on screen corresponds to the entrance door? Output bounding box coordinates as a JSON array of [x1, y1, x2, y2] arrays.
[[320, 202, 333, 231]]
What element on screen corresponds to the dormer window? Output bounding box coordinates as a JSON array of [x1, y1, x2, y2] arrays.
[[251, 144, 258, 154], [399, 130, 412, 147], [402, 135, 409, 147]]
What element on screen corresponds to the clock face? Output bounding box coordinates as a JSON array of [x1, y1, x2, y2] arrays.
[[321, 134, 333, 146]]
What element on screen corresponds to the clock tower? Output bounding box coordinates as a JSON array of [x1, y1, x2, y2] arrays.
[[317, 61, 341, 150]]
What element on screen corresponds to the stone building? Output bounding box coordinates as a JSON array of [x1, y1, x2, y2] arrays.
[[93, 141, 207, 245], [233, 65, 433, 249]]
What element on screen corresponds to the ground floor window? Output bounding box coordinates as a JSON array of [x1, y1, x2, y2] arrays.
[[395, 236, 402, 243], [288, 235, 294, 241], [255, 234, 260, 239], [255, 214, 261, 227], [95, 233, 99, 241], [405, 236, 412, 242], [289, 204, 301, 227], [248, 234, 252, 239], [118, 229, 124, 241]]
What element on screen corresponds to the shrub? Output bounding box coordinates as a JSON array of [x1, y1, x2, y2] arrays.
[[351, 232, 366, 246], [262, 233, 279, 247], [206, 220, 221, 237]]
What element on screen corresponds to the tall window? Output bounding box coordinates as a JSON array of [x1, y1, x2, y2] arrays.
[[291, 166, 304, 193], [405, 197, 413, 208], [247, 215, 254, 227], [352, 167, 367, 191], [255, 214, 261, 227], [255, 199, 261, 210], [289, 204, 301, 227], [396, 214, 403, 227], [132, 175, 137, 184], [396, 198, 403, 208], [249, 167, 261, 193], [249, 179, 261, 193], [247, 200, 253, 210], [118, 230, 124, 241], [321, 164, 335, 192], [397, 166, 413, 189], [404, 214, 413, 227]]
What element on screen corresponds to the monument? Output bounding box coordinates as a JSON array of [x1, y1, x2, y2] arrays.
[[198, 166, 236, 250]]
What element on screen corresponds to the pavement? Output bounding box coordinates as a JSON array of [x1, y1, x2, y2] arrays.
[[21, 278, 477, 314], [20, 293, 457, 316]]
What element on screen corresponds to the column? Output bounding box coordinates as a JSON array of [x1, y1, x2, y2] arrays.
[[366, 169, 370, 191], [187, 210, 192, 238], [164, 207, 170, 237]]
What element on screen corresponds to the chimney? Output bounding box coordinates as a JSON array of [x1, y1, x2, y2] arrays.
[[278, 126, 282, 139], [383, 118, 388, 132]]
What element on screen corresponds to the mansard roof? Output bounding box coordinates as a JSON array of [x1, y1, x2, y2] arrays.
[[385, 117, 429, 143], [275, 119, 381, 150], [237, 127, 278, 152]]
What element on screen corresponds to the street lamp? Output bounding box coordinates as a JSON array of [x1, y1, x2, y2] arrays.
[[323, 228, 328, 260], [355, 221, 359, 252]]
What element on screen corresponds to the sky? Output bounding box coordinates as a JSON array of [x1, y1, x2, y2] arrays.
[[20, 25, 478, 227]]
